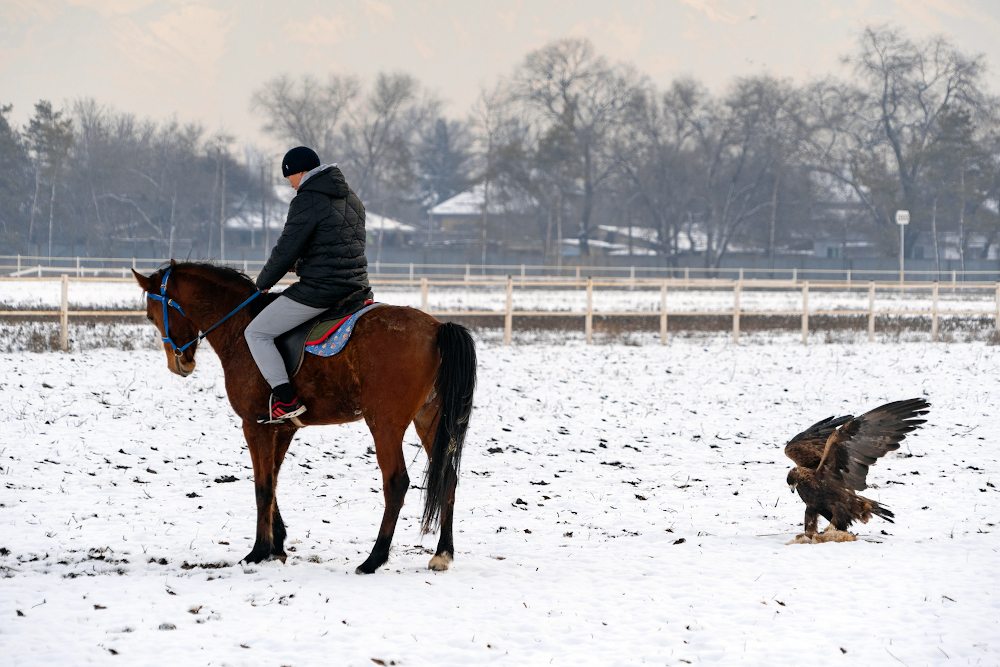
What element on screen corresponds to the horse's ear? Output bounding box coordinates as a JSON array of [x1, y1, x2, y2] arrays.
[[170, 259, 177, 266], [131, 269, 152, 292]]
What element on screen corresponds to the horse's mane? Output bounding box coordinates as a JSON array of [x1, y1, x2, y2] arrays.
[[156, 261, 257, 291]]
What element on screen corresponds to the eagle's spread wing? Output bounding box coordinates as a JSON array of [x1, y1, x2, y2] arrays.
[[837, 398, 930, 491], [784, 414, 853, 468]]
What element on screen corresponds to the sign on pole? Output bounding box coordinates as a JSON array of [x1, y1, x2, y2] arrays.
[[895, 210, 910, 225]]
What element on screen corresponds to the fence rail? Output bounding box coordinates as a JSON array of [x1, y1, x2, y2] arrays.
[[2, 274, 999, 350], [4, 254, 1000, 285]]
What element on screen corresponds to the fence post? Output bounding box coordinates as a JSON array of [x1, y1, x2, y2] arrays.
[[243, 259, 248, 273], [660, 280, 668, 345], [409, 262, 414, 285], [420, 277, 428, 312], [733, 280, 741, 344], [60, 274, 69, 352], [846, 269, 851, 285], [585, 277, 593, 344], [932, 282, 939, 341], [76, 256, 81, 277], [868, 281, 875, 342], [684, 267, 689, 286], [465, 264, 470, 282], [17, 254, 20, 274], [952, 270, 956, 293], [504, 275, 513, 346], [576, 266, 581, 281], [801, 281, 809, 345], [738, 267, 743, 282], [630, 266, 635, 290], [520, 263, 525, 285], [792, 267, 797, 283]]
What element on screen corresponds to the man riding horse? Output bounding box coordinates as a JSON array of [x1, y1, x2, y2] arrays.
[[245, 146, 372, 424]]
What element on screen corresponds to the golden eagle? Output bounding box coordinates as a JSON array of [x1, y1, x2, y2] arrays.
[[784, 398, 929, 540]]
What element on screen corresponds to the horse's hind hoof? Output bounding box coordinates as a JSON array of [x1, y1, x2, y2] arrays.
[[355, 562, 377, 575], [428, 553, 452, 571], [242, 549, 286, 565]]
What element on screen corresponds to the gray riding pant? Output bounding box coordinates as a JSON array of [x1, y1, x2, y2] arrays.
[[245, 295, 327, 388]]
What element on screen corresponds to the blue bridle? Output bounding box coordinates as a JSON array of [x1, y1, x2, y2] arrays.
[[146, 267, 261, 354]]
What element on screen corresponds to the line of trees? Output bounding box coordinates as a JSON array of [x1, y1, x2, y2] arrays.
[[0, 24, 997, 266]]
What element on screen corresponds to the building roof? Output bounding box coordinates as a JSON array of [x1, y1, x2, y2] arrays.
[[430, 184, 537, 216], [367, 213, 417, 233]]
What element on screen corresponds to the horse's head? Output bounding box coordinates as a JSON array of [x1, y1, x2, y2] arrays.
[[133, 262, 199, 377]]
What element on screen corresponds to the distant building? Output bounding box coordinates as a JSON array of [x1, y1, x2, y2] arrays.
[[813, 235, 879, 259], [429, 184, 537, 231]]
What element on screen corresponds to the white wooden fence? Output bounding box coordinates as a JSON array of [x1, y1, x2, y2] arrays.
[[1, 275, 998, 351]]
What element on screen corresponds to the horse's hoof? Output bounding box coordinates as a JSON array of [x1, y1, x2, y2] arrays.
[[242, 549, 286, 565], [242, 549, 268, 564], [428, 553, 452, 571], [355, 562, 377, 575]]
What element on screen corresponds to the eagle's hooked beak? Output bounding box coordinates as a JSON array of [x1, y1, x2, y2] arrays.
[[788, 483, 796, 494]]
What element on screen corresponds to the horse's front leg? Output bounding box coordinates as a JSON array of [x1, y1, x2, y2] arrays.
[[242, 421, 296, 564]]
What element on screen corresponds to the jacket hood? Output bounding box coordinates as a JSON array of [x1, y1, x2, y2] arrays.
[[299, 164, 351, 198]]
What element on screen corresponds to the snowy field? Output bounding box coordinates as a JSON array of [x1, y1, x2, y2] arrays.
[[2, 337, 999, 665]]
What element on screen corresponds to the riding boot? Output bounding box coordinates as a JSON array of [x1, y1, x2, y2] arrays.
[[257, 382, 307, 424]]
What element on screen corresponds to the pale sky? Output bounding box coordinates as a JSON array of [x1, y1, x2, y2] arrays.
[[3, 0, 1000, 153]]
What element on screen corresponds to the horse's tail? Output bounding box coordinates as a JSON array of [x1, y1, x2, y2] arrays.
[[421, 322, 477, 534]]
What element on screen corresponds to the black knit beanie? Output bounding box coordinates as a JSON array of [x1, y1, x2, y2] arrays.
[[281, 146, 320, 177]]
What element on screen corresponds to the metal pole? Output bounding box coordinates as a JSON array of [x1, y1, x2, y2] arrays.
[[585, 277, 593, 344], [60, 274, 69, 351], [868, 281, 875, 342], [660, 280, 668, 345], [733, 280, 741, 344], [801, 281, 809, 345], [504, 275, 513, 346], [899, 222, 905, 288]]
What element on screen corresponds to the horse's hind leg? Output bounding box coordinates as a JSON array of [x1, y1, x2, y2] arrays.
[[413, 403, 456, 571], [242, 422, 296, 564], [355, 423, 409, 575]]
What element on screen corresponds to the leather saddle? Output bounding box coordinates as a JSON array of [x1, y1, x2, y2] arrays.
[[274, 290, 372, 378]]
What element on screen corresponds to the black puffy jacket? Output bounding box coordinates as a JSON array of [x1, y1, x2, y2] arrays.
[[255, 166, 372, 308]]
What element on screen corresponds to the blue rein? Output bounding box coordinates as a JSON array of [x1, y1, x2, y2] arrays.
[[146, 267, 261, 354]]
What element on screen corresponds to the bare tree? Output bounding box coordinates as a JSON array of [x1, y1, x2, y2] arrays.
[[250, 74, 359, 160], [512, 37, 642, 256]]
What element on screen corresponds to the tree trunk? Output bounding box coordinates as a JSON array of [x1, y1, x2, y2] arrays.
[[556, 190, 563, 271], [579, 147, 592, 257], [481, 180, 489, 273], [931, 197, 940, 280], [220, 162, 227, 262], [29, 168, 40, 248], [768, 174, 780, 276], [209, 156, 220, 258], [48, 178, 56, 263], [959, 169, 966, 274]]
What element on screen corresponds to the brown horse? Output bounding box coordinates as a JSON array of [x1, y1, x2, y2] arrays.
[[132, 261, 476, 573]]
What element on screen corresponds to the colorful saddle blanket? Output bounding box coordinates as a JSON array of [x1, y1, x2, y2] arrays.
[[304, 302, 382, 357]]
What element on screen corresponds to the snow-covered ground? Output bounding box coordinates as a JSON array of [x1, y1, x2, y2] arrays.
[[2, 338, 998, 665]]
